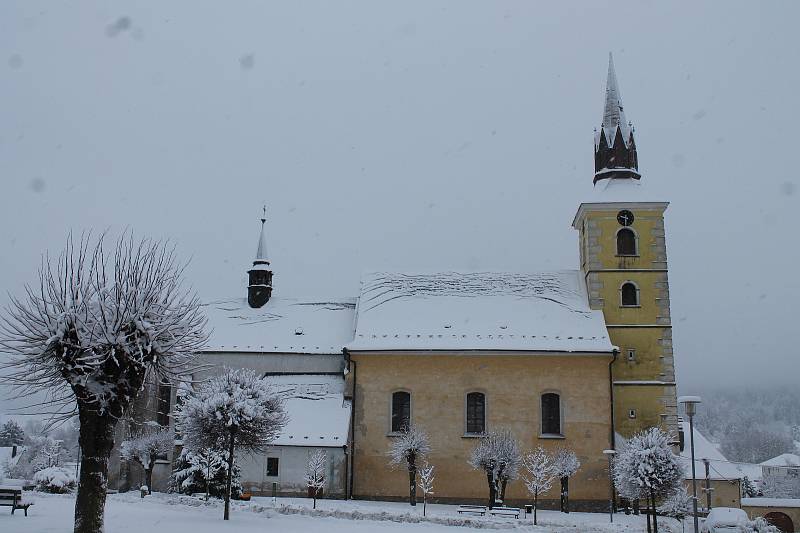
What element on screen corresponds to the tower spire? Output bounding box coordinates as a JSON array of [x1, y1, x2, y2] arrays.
[[247, 206, 273, 308], [594, 53, 640, 183]]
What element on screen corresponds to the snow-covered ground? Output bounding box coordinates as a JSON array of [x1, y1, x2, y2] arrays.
[[0, 491, 684, 532]]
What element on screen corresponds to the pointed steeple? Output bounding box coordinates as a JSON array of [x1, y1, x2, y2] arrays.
[[247, 206, 273, 308], [594, 53, 640, 183], [254, 206, 269, 265]]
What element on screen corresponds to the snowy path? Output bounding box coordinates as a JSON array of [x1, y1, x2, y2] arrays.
[[0, 492, 681, 532]]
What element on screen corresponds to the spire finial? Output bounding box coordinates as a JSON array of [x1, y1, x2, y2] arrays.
[[261, 204, 267, 224]]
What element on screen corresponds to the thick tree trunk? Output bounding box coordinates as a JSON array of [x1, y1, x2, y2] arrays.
[[560, 476, 569, 513], [633, 497, 640, 515], [224, 437, 235, 520], [650, 490, 658, 533], [486, 472, 496, 509], [499, 478, 508, 504], [145, 467, 153, 495], [408, 465, 417, 506], [646, 499, 652, 533], [74, 409, 116, 533]]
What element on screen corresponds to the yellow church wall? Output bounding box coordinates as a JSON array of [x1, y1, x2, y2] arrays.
[[349, 352, 614, 507], [613, 384, 674, 437]]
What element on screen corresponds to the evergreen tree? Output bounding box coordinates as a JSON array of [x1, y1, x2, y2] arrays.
[[0, 420, 25, 446], [170, 447, 242, 500]]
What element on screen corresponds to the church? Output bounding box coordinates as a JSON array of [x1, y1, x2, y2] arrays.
[[110, 55, 679, 510]]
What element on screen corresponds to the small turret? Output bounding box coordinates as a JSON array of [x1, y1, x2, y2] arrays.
[[247, 207, 273, 308], [594, 53, 640, 183]]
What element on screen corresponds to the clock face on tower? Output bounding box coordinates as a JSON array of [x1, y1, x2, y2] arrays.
[[617, 209, 634, 226]]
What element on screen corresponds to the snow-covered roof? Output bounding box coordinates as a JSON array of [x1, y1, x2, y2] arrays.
[[742, 497, 800, 508], [347, 271, 614, 353], [201, 297, 356, 354], [677, 421, 762, 481], [266, 374, 350, 448], [760, 453, 800, 468]]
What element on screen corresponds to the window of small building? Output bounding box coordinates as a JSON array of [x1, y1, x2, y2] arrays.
[[616, 228, 637, 256], [628, 409, 637, 419], [465, 392, 486, 435], [156, 380, 171, 427], [266, 457, 279, 477], [391, 391, 411, 433], [621, 282, 639, 307], [541, 393, 562, 435]]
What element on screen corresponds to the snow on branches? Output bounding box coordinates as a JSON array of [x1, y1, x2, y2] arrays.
[[387, 424, 430, 506], [120, 425, 173, 494], [468, 428, 521, 507], [176, 367, 288, 519], [417, 462, 435, 517], [0, 234, 207, 420], [522, 446, 556, 524], [304, 450, 327, 509], [613, 427, 683, 533]]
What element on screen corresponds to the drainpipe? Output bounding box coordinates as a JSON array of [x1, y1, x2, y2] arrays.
[[343, 348, 356, 500], [609, 348, 618, 512]]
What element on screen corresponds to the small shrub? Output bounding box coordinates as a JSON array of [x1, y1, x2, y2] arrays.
[[33, 466, 77, 493]]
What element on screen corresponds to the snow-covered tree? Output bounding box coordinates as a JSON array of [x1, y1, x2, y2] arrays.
[[120, 425, 173, 494], [304, 450, 327, 509], [522, 446, 556, 525], [552, 448, 581, 513], [34, 465, 77, 493], [743, 517, 781, 533], [170, 447, 241, 501], [742, 476, 759, 498], [761, 471, 800, 498], [657, 486, 692, 532], [177, 368, 287, 520], [0, 420, 25, 446], [388, 424, 430, 506], [613, 428, 683, 533], [0, 234, 207, 533], [417, 462, 435, 517], [468, 428, 521, 508]]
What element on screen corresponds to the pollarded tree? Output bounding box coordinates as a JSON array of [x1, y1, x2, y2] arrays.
[[552, 448, 581, 513], [388, 424, 430, 506], [304, 449, 327, 509], [120, 425, 173, 494], [417, 462, 435, 517], [468, 428, 522, 508], [177, 368, 288, 520], [522, 446, 556, 525], [0, 234, 207, 533], [613, 428, 683, 533], [0, 420, 25, 446]]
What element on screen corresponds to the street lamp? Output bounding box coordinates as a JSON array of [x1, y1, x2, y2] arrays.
[[679, 395, 702, 533], [602, 449, 616, 523]]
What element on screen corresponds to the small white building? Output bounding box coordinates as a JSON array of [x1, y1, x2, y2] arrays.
[[761, 453, 800, 481]]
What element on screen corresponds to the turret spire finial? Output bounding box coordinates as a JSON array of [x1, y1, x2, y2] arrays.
[[594, 53, 640, 183]]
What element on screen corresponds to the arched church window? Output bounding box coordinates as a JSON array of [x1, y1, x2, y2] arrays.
[[391, 391, 411, 433], [465, 392, 486, 435], [617, 228, 637, 256], [541, 393, 561, 435], [621, 282, 639, 306]]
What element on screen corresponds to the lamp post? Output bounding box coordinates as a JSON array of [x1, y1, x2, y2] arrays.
[[679, 395, 702, 533], [602, 449, 616, 523]]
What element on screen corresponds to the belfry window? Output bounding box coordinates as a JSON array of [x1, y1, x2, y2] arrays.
[[391, 391, 411, 433], [465, 392, 486, 435], [617, 228, 637, 256], [621, 282, 639, 307], [541, 393, 561, 435]]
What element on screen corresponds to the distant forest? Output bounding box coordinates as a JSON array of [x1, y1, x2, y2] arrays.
[[690, 385, 800, 464]]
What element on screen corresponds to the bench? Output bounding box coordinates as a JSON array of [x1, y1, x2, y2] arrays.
[[0, 486, 33, 516], [488, 506, 520, 519], [457, 504, 487, 516]]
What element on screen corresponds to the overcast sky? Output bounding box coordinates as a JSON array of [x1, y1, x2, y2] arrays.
[[1, 1, 798, 417]]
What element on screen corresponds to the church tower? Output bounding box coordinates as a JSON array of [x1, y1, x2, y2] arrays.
[[247, 209, 273, 308], [573, 54, 678, 440]]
